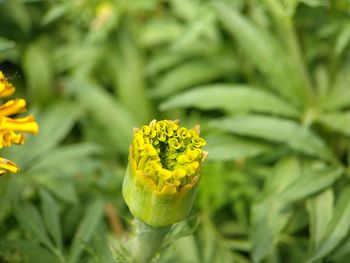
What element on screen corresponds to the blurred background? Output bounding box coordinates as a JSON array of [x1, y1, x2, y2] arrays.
[[1, 0, 350, 262]]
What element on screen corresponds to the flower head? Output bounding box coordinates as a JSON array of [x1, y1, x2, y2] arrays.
[[123, 119, 207, 227], [0, 71, 39, 175]]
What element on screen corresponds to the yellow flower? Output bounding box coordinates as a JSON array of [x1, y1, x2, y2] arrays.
[[0, 71, 39, 176], [123, 119, 207, 227]]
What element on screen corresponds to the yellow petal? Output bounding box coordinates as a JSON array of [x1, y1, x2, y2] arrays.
[[0, 71, 15, 98], [158, 169, 173, 180], [0, 131, 25, 148], [0, 115, 39, 134], [0, 99, 26, 116], [0, 157, 19, 174], [160, 183, 177, 194], [173, 168, 186, 179]]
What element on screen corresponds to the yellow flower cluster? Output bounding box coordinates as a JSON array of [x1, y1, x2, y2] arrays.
[[0, 71, 39, 175], [132, 119, 206, 192]]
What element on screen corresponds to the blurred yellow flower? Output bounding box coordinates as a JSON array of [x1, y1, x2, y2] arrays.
[[0, 71, 39, 175]]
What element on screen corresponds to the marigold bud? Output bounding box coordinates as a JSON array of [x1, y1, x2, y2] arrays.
[[122, 119, 207, 227]]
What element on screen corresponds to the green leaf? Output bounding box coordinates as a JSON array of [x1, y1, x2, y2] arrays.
[[307, 189, 334, 252], [13, 201, 53, 249], [170, 5, 217, 51], [214, 1, 307, 107], [280, 166, 343, 202], [0, 240, 60, 263], [45, 181, 78, 204], [4, 101, 81, 169], [167, 236, 201, 262], [205, 133, 272, 161], [160, 84, 299, 117], [150, 56, 236, 98], [252, 197, 293, 262], [252, 159, 342, 262], [265, 157, 302, 196], [22, 38, 54, 102], [210, 115, 333, 160], [39, 189, 63, 250], [300, 0, 329, 7], [317, 111, 350, 136], [2, 0, 31, 34], [140, 17, 182, 47], [330, 235, 350, 262], [319, 66, 350, 111], [252, 157, 300, 262], [68, 199, 104, 263], [169, 0, 198, 21], [41, 4, 68, 25], [65, 78, 137, 153], [89, 229, 115, 263], [309, 186, 350, 262], [28, 143, 101, 173], [114, 25, 153, 122], [145, 52, 187, 76], [0, 37, 16, 52], [335, 22, 350, 55]]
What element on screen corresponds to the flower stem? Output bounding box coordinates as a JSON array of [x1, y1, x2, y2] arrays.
[[132, 219, 171, 263]]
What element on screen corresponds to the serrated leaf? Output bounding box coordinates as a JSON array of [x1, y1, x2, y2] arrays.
[[39, 189, 63, 250], [160, 84, 299, 117], [210, 115, 333, 160], [309, 187, 350, 262]]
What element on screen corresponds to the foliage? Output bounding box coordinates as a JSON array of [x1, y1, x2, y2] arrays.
[[1, 0, 350, 262]]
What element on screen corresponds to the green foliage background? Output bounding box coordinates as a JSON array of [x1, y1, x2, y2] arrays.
[[1, 0, 350, 262]]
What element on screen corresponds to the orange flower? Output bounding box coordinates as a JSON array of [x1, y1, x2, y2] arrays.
[[0, 71, 39, 175]]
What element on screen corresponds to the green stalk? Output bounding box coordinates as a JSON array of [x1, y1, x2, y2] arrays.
[[264, 0, 314, 105], [132, 219, 171, 263]]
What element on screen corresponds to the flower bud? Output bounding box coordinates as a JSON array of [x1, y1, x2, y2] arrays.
[[123, 119, 207, 227]]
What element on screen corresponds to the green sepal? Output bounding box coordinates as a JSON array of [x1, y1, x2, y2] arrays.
[[122, 161, 199, 227]]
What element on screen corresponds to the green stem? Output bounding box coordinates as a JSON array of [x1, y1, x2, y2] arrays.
[[264, 0, 314, 105], [284, 19, 314, 102], [132, 219, 171, 263]]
